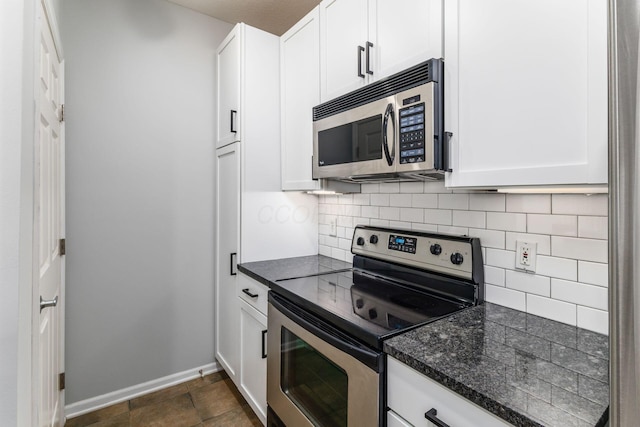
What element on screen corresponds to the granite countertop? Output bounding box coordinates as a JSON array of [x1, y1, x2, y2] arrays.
[[385, 302, 609, 427], [238, 254, 351, 287]]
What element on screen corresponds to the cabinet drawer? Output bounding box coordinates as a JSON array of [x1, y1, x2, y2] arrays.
[[237, 273, 269, 316], [388, 409, 412, 427], [387, 357, 512, 427]]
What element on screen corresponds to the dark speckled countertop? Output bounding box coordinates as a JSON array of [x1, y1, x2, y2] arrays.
[[239, 257, 609, 427], [238, 254, 351, 287], [385, 303, 609, 427]]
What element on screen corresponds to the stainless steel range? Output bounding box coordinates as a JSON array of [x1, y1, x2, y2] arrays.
[[267, 225, 484, 427]]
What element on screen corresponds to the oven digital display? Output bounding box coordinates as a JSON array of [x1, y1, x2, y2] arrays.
[[388, 235, 417, 254]]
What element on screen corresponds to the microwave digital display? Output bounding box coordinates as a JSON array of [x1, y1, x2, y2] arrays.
[[399, 102, 426, 164]]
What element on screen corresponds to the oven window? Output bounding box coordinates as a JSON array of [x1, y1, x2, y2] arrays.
[[318, 115, 383, 166], [281, 328, 348, 427]]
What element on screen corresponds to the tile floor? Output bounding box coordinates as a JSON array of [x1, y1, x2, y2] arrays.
[[64, 370, 262, 427]]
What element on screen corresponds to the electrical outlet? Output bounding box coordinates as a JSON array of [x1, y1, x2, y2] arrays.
[[329, 216, 337, 237], [516, 240, 537, 273]]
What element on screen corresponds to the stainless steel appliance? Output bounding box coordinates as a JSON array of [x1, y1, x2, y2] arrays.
[[608, 0, 640, 424], [267, 225, 484, 427], [312, 59, 447, 183]]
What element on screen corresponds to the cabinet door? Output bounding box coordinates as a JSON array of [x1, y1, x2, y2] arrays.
[[281, 7, 321, 191], [215, 143, 240, 380], [239, 300, 268, 425], [369, 0, 443, 81], [320, 0, 369, 101], [217, 25, 242, 148], [445, 0, 607, 188]]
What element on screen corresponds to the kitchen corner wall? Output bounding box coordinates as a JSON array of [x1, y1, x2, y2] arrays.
[[318, 182, 609, 335], [62, 0, 233, 406]]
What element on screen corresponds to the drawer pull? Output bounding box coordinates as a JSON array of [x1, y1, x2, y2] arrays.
[[425, 408, 450, 427], [242, 288, 259, 298]]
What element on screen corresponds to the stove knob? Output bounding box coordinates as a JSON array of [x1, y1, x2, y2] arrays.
[[450, 252, 464, 265], [369, 235, 379, 244], [430, 243, 442, 255], [368, 308, 378, 319], [356, 237, 365, 246], [355, 299, 364, 309]]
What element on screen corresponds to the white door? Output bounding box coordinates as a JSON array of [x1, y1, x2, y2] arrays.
[[216, 25, 242, 148], [320, 0, 369, 101], [215, 143, 240, 380], [239, 300, 267, 424], [36, 2, 65, 426]]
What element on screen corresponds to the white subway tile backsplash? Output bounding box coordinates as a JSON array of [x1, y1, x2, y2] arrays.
[[486, 212, 527, 232], [438, 193, 469, 210], [370, 193, 390, 206], [577, 306, 609, 335], [486, 248, 516, 270], [506, 270, 551, 297], [505, 232, 551, 255], [424, 209, 452, 225], [506, 194, 552, 214], [369, 219, 389, 227], [578, 216, 607, 240], [412, 194, 438, 208], [317, 186, 610, 328], [390, 221, 412, 229], [551, 279, 608, 310], [379, 182, 400, 193], [400, 208, 424, 223], [484, 265, 506, 286], [468, 228, 505, 249], [453, 210, 486, 228], [361, 206, 379, 218], [380, 207, 400, 221], [552, 194, 608, 216], [424, 181, 449, 193], [361, 183, 379, 193], [390, 194, 412, 207], [485, 285, 526, 311], [411, 223, 438, 233], [469, 193, 506, 212], [527, 214, 577, 237], [536, 256, 577, 281], [526, 295, 577, 326], [552, 236, 608, 263], [578, 261, 608, 287], [400, 181, 424, 193], [352, 194, 371, 206]]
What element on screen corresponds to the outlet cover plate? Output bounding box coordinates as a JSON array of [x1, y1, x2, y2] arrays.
[[515, 240, 537, 273]]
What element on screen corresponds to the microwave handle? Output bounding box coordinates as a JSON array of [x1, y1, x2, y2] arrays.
[[383, 103, 395, 166]]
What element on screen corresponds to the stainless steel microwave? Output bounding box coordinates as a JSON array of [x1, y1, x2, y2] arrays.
[[312, 59, 448, 182]]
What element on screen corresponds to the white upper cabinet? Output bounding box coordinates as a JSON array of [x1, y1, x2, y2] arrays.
[[281, 7, 322, 191], [216, 27, 241, 148], [444, 0, 608, 188], [320, 0, 443, 102]]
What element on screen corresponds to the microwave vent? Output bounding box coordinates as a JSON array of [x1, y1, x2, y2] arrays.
[[313, 59, 441, 121]]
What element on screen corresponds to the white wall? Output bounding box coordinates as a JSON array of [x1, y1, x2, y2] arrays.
[[319, 182, 609, 335], [61, 0, 232, 405], [1, 0, 37, 425]]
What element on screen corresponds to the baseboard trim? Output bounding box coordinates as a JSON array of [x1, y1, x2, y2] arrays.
[[64, 361, 222, 419]]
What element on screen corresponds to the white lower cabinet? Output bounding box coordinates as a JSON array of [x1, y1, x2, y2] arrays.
[[238, 273, 268, 426], [387, 357, 512, 427]]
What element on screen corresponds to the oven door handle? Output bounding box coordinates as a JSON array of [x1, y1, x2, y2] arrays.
[[382, 102, 395, 166], [269, 292, 382, 372]]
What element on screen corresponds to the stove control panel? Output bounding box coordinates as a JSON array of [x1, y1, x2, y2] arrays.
[[351, 225, 480, 280]]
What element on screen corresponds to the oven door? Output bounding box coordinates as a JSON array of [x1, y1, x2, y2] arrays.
[[313, 95, 397, 180], [267, 292, 381, 427]]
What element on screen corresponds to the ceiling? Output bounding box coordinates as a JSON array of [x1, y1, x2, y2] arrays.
[[165, 0, 322, 36]]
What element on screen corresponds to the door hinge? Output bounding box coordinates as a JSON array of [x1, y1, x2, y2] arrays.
[[59, 238, 66, 256], [59, 104, 64, 122], [59, 372, 65, 391]]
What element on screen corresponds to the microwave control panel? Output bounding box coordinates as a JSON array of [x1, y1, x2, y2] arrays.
[[399, 102, 426, 164]]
